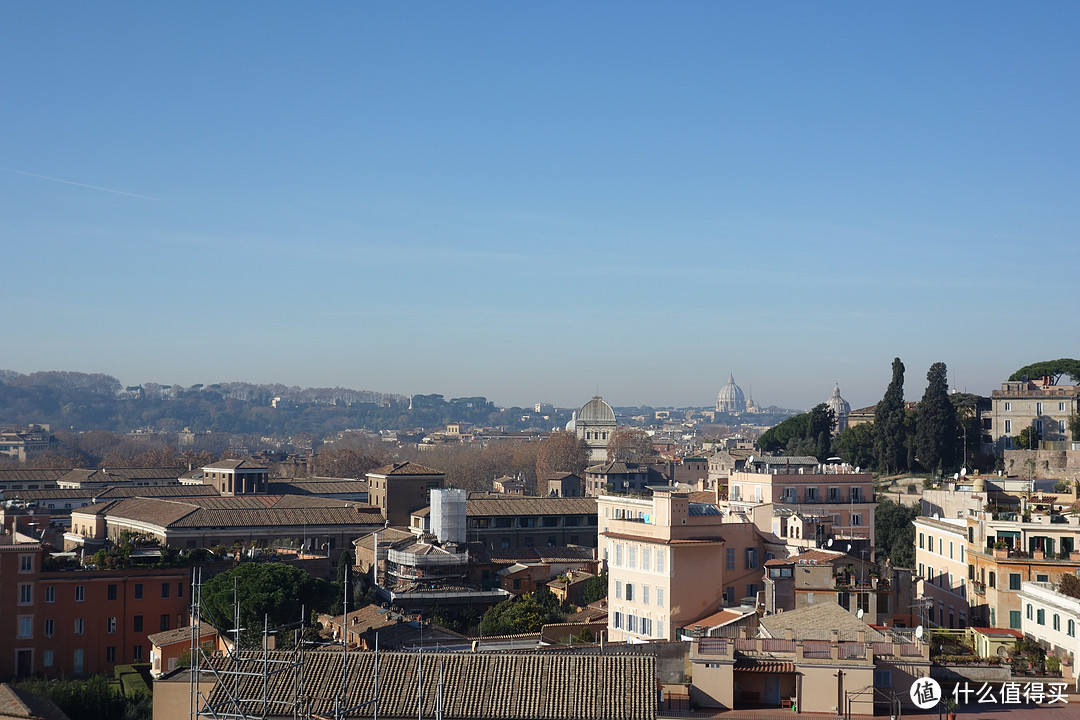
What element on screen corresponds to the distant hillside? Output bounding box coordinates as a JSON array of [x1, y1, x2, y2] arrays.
[[0, 370, 549, 435]]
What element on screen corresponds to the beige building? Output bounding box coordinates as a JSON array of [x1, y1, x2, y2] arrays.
[[913, 515, 971, 629], [990, 377, 1079, 451], [200, 459, 269, 496], [366, 461, 446, 527], [689, 602, 930, 714], [599, 489, 730, 642], [572, 396, 618, 462]]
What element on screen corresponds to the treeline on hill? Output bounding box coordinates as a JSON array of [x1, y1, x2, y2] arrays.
[[760, 359, 995, 476], [0, 370, 565, 435]]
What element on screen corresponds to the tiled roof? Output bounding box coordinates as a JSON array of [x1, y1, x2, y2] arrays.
[[487, 546, 597, 564], [101, 496, 384, 530], [58, 467, 186, 483], [369, 462, 444, 477], [759, 602, 885, 643], [733, 659, 795, 673], [0, 683, 71, 720], [9, 485, 219, 502], [270, 480, 369, 495], [584, 462, 646, 475], [202, 650, 655, 720], [148, 625, 217, 648], [466, 497, 596, 517], [202, 458, 266, 471], [0, 469, 69, 483], [970, 627, 1024, 639], [353, 528, 414, 552], [687, 492, 716, 503], [763, 549, 845, 567], [688, 608, 750, 628]]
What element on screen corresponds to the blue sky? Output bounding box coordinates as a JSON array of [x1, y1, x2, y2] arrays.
[[2, 3, 1077, 412]]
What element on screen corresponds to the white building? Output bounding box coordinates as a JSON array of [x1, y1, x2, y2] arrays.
[[1019, 581, 1080, 689], [575, 396, 617, 463]]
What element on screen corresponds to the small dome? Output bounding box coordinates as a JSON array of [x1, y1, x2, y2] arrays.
[[564, 410, 577, 431], [716, 374, 746, 412], [578, 396, 616, 424], [825, 384, 851, 418]]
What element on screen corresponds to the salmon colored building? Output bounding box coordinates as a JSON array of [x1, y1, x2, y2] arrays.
[[1, 536, 190, 680]]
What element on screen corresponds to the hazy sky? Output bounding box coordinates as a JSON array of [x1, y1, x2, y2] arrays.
[[2, 3, 1077, 412]]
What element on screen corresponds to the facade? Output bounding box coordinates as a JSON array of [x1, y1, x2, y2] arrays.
[[148, 625, 219, 679], [913, 515, 971, 629], [990, 378, 1079, 451], [366, 462, 446, 527], [763, 548, 897, 624], [544, 471, 582, 497], [599, 489, 728, 642], [690, 603, 930, 714], [574, 396, 617, 462], [725, 464, 876, 543], [463, 496, 598, 550], [66, 495, 384, 560], [1, 538, 190, 680], [200, 459, 269, 496], [583, 461, 663, 497], [55, 467, 185, 489], [0, 426, 66, 463], [1018, 581, 1080, 689]]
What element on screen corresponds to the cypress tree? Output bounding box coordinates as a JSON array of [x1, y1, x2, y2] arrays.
[[874, 358, 908, 475], [915, 362, 959, 474]]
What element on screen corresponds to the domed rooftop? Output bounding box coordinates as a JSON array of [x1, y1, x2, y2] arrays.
[[825, 384, 851, 418], [716, 374, 746, 413], [578, 396, 616, 424], [564, 410, 577, 431]]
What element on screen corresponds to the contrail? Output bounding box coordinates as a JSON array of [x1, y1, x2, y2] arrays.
[[0, 166, 162, 201]]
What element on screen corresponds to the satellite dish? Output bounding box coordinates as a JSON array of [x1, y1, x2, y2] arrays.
[[846, 543, 852, 552], [961, 468, 967, 477], [827, 538, 834, 548], [855, 466, 861, 473], [933, 513, 940, 520], [915, 625, 924, 640], [856, 608, 864, 619], [953, 473, 960, 480], [748, 455, 755, 464]]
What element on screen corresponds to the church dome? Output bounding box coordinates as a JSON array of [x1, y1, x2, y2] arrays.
[[578, 396, 616, 424], [716, 375, 746, 413], [826, 384, 851, 418], [564, 410, 578, 431]]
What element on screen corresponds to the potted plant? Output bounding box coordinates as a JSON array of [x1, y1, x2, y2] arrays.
[[993, 540, 1008, 558], [942, 697, 958, 720]]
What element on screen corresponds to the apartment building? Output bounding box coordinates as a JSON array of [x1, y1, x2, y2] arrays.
[[366, 462, 446, 526], [1018, 581, 1079, 689], [599, 489, 729, 642], [913, 516, 970, 629], [1, 537, 189, 680], [990, 378, 1079, 451], [725, 462, 876, 542]]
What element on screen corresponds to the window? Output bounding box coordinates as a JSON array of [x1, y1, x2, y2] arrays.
[[1004, 420, 1012, 434], [641, 617, 652, 636], [626, 583, 634, 602], [919, 563, 924, 578], [108, 617, 117, 634], [75, 585, 85, 602], [657, 588, 664, 607], [616, 581, 623, 599], [747, 583, 758, 598], [1037, 608, 1045, 625], [1004, 402, 1011, 412], [1009, 611, 1021, 629], [1068, 619, 1075, 637], [134, 583, 143, 600], [43, 650, 53, 668], [805, 487, 817, 502], [19, 584, 32, 604], [19, 555, 33, 572], [641, 550, 650, 572], [108, 584, 117, 601], [1060, 402, 1066, 412], [1036, 402, 1043, 415], [919, 533, 924, 549], [874, 670, 893, 688], [1053, 614, 1060, 631], [726, 548, 735, 570], [45, 586, 54, 603], [643, 586, 650, 605], [1027, 604, 1033, 620], [18, 616, 32, 638], [1060, 420, 1067, 434], [160, 614, 170, 631], [927, 535, 933, 553], [851, 513, 862, 527], [107, 647, 116, 663], [656, 549, 665, 574], [133, 645, 143, 662], [44, 619, 54, 637], [745, 547, 758, 569], [988, 571, 996, 588], [134, 615, 143, 632], [73, 649, 84, 674], [949, 541, 954, 559], [615, 544, 623, 567], [1037, 574, 1049, 583], [1009, 573, 1021, 591], [857, 592, 870, 614], [850, 486, 861, 502], [74, 618, 85, 635], [628, 546, 637, 569]]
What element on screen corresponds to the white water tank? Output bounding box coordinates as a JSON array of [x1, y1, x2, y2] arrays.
[[430, 488, 467, 544]]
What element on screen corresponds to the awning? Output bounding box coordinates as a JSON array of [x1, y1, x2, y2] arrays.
[[733, 659, 796, 673]]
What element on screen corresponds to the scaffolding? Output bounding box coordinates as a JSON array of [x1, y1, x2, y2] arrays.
[[187, 566, 375, 720]]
